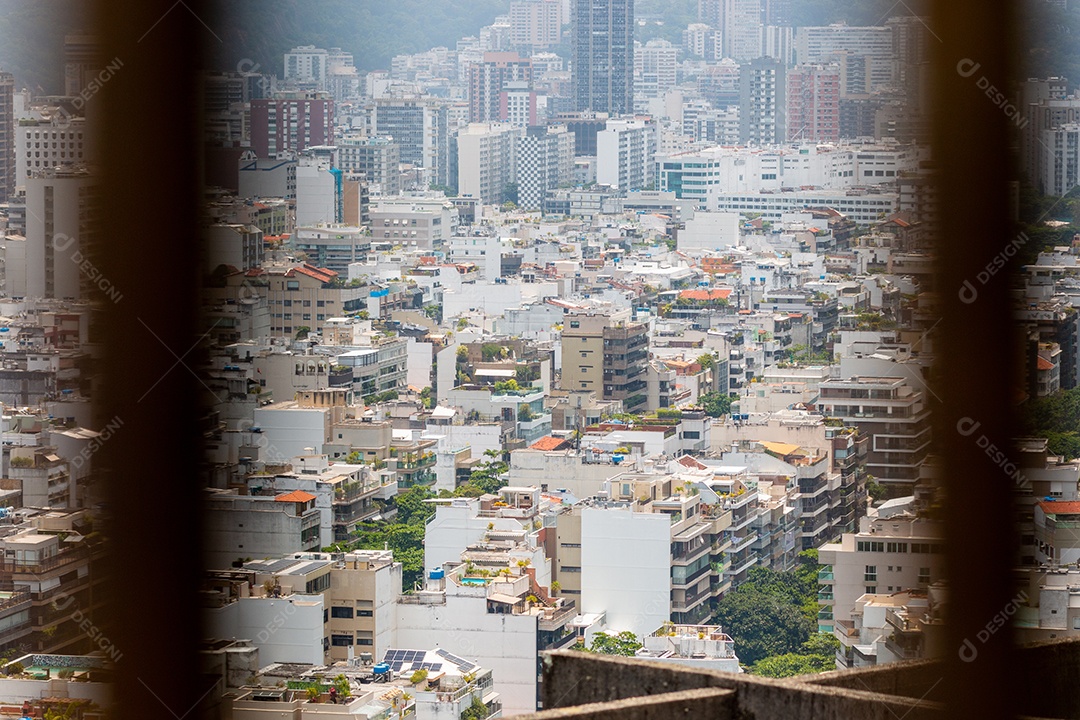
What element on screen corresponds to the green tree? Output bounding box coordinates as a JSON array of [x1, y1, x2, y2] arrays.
[[295, 325, 311, 340], [395, 486, 436, 525], [866, 477, 888, 503], [699, 391, 733, 418], [713, 554, 820, 666], [751, 633, 840, 677], [333, 673, 352, 698], [752, 652, 832, 678], [493, 378, 520, 393], [586, 630, 642, 656], [696, 353, 716, 369], [460, 696, 489, 720]]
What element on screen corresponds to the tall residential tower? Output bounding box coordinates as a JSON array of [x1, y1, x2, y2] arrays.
[[572, 0, 634, 116]]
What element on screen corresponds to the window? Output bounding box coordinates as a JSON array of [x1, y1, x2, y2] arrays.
[[331, 606, 353, 619], [918, 567, 931, 585], [287, 280, 300, 291], [331, 634, 353, 646], [865, 586, 876, 594], [886, 542, 908, 553], [561, 566, 581, 572], [569, 321, 580, 328], [357, 609, 373, 617], [864, 565, 877, 582], [307, 574, 331, 594], [857, 541, 884, 552]]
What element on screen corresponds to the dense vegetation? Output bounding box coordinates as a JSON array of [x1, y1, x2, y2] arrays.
[[713, 550, 825, 671], [326, 450, 509, 589], [1021, 386, 1080, 459]]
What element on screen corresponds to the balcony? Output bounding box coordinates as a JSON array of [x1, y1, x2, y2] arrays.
[[538, 602, 577, 632]]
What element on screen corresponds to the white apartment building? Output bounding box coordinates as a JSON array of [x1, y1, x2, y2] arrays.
[[817, 496, 945, 635], [16, 119, 87, 185], [516, 125, 575, 211], [817, 376, 931, 488], [203, 489, 323, 568], [635, 40, 679, 99], [509, 0, 563, 49], [456, 122, 524, 205], [284, 45, 330, 90], [658, 143, 914, 207], [597, 118, 654, 191], [709, 189, 898, 225], [1039, 123, 1080, 198], [22, 167, 96, 301], [295, 152, 340, 227], [723, 0, 764, 61]]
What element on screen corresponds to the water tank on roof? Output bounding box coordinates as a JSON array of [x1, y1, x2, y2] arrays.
[[429, 568, 445, 580], [373, 663, 391, 675]]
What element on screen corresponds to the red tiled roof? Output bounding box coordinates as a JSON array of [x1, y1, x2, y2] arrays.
[[1037, 356, 1055, 371], [275, 490, 316, 503], [530, 436, 571, 451], [290, 265, 337, 283], [1039, 501, 1080, 515], [677, 455, 708, 470]]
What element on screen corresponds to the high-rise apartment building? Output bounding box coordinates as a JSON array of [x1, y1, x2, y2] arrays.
[[456, 122, 524, 205], [0, 71, 13, 203], [516, 124, 575, 210], [63, 33, 99, 97], [283, 45, 330, 90], [561, 311, 649, 412], [698, 0, 722, 28], [786, 64, 840, 142], [337, 134, 401, 196], [596, 118, 654, 191], [1040, 123, 1080, 198], [572, 0, 634, 116], [635, 40, 679, 99], [249, 92, 334, 157], [16, 118, 88, 184], [510, 0, 563, 50], [23, 167, 97, 300], [468, 52, 533, 123], [739, 57, 786, 145], [795, 25, 895, 94], [723, 0, 764, 62], [371, 98, 451, 187], [817, 376, 931, 490]]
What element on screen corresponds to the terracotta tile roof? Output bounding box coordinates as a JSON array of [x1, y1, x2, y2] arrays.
[[677, 455, 708, 470], [275, 490, 317, 503], [1037, 356, 1055, 371], [1039, 501, 1080, 515], [290, 264, 337, 283], [530, 436, 571, 451]]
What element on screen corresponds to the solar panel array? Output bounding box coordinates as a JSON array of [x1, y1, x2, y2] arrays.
[[435, 648, 478, 673], [382, 649, 443, 673]]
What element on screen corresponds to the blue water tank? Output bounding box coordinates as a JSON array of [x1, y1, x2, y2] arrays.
[[429, 568, 445, 580], [612, 455, 624, 464], [373, 663, 391, 675]]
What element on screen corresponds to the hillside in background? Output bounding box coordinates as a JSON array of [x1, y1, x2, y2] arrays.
[[0, 0, 1076, 95]]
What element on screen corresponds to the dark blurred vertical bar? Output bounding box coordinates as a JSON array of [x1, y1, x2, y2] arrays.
[[931, 0, 1019, 718], [92, 0, 206, 718]]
